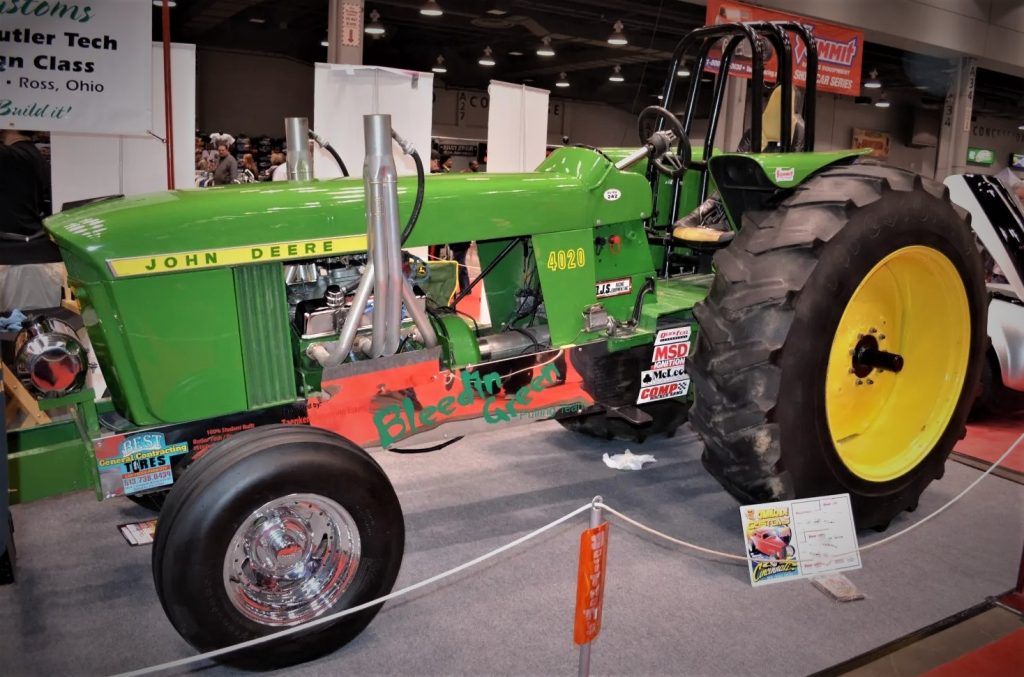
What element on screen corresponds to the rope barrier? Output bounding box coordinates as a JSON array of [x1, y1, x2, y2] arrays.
[[110, 431, 1022, 675], [113, 502, 595, 677]]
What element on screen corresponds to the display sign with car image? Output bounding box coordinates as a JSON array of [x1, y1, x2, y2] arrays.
[[967, 147, 995, 166]]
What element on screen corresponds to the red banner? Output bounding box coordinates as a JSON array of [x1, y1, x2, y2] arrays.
[[573, 521, 609, 645], [705, 0, 864, 96]]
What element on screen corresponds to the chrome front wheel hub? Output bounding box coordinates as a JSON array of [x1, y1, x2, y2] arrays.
[[223, 493, 361, 626]]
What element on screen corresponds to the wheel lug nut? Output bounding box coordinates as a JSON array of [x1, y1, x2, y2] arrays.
[[869, 327, 877, 334], [856, 379, 863, 385], [866, 379, 874, 385], [879, 334, 886, 340]]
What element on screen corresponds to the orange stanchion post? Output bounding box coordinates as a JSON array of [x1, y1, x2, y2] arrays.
[[574, 496, 608, 677]]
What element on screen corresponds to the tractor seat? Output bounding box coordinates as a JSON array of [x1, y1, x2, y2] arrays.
[[672, 224, 735, 247], [671, 196, 735, 248]]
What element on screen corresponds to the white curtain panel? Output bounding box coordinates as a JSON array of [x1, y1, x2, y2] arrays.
[[486, 81, 550, 173], [312, 64, 434, 178]]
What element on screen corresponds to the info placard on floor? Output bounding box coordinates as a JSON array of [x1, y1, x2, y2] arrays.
[[740, 493, 861, 587]]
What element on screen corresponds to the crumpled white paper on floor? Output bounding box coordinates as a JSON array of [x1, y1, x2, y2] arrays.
[[602, 449, 657, 471]]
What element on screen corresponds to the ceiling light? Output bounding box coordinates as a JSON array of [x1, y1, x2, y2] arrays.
[[508, 50, 524, 56], [677, 67, 691, 77], [432, 55, 447, 74], [420, 1, 443, 17], [874, 96, 891, 108], [479, 46, 496, 67], [657, 94, 664, 100], [537, 36, 555, 57], [320, 39, 329, 47], [152, 1, 176, 7], [608, 20, 628, 46], [609, 65, 624, 83], [864, 69, 882, 89], [1017, 124, 1024, 130], [556, 72, 570, 88], [486, 8, 508, 15], [365, 10, 385, 36], [915, 84, 929, 91]]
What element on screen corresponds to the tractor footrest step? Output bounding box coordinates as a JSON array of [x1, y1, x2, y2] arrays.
[[605, 404, 654, 426]]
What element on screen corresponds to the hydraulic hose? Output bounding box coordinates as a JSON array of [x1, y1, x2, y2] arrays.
[[401, 148, 425, 245], [308, 129, 349, 177]]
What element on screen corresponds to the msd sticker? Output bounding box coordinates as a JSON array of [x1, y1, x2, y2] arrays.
[[651, 325, 691, 368], [774, 167, 795, 183], [637, 378, 690, 403], [596, 277, 631, 298]]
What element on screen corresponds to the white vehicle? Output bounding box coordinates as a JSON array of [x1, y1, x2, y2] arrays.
[[945, 174, 1024, 412]]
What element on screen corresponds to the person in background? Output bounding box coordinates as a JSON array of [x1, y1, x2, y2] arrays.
[[430, 149, 442, 173], [265, 151, 285, 181], [442, 156, 454, 173], [239, 153, 258, 183], [213, 143, 238, 184], [0, 129, 63, 311], [465, 160, 481, 173]]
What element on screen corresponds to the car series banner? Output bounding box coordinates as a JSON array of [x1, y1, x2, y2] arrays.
[[0, 0, 152, 134], [705, 0, 864, 97]]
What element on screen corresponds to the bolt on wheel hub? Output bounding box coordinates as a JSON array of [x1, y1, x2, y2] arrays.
[[223, 493, 361, 626]]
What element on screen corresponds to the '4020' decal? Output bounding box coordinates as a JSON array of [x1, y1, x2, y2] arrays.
[[545, 248, 586, 272]]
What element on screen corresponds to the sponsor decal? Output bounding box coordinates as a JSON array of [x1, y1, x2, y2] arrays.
[[637, 378, 690, 403], [640, 366, 688, 386], [101, 432, 189, 495], [107, 235, 368, 277], [93, 402, 310, 498], [774, 167, 795, 183], [654, 326, 691, 346], [596, 277, 631, 298], [651, 341, 690, 368], [603, 188, 622, 202]]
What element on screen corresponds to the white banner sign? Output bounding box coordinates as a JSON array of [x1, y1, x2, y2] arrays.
[[1, 0, 152, 134]]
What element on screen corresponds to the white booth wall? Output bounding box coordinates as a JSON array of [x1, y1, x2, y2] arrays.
[[50, 43, 196, 212]]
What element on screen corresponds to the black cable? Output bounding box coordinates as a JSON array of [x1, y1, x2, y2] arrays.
[[323, 142, 349, 178], [401, 149, 425, 245]]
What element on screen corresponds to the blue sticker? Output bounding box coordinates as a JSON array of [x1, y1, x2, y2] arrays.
[[104, 432, 189, 495]]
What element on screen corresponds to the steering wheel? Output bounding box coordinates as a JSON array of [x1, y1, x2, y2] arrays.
[[637, 106, 691, 178]]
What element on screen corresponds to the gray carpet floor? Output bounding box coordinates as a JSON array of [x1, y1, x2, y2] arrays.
[[1, 420, 1022, 676]]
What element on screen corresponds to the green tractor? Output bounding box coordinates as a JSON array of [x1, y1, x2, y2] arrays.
[[8, 21, 984, 665]]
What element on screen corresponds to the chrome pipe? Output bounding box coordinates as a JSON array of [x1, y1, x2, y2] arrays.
[[310, 261, 376, 367], [285, 117, 313, 181], [401, 280, 438, 348], [364, 114, 404, 356]]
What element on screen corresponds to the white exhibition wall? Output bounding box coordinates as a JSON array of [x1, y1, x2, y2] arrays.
[[312, 64, 434, 178], [485, 81, 550, 172], [49, 43, 196, 212]]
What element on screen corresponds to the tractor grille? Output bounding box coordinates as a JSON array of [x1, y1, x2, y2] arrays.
[[234, 264, 296, 407]]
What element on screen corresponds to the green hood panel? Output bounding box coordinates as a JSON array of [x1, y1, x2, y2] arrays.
[[46, 146, 653, 282]]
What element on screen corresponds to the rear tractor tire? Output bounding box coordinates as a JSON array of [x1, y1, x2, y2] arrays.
[[689, 163, 986, 530], [152, 425, 404, 667]]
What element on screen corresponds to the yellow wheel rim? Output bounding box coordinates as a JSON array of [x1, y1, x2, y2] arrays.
[[825, 246, 970, 483]]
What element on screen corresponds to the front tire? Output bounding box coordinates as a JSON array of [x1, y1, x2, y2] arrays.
[[689, 163, 986, 529], [152, 425, 404, 667]]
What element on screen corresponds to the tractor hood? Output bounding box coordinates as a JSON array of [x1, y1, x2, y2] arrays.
[[46, 147, 652, 283]]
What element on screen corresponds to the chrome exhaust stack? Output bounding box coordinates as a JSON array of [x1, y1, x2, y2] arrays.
[[308, 114, 437, 368], [284, 117, 313, 181]]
